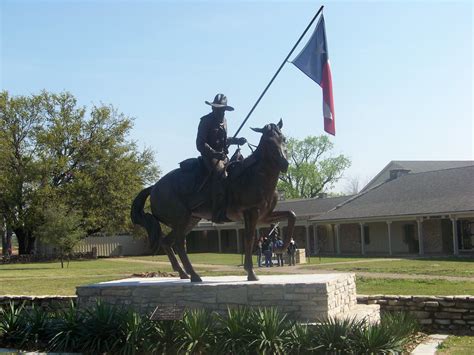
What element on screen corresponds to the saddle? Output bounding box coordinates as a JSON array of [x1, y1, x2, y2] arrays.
[[178, 153, 256, 210]]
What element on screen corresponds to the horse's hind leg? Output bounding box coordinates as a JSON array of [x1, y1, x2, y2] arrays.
[[161, 232, 189, 279], [173, 217, 202, 282]]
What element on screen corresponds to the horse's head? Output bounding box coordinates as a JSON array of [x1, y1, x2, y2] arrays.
[[251, 119, 289, 173]]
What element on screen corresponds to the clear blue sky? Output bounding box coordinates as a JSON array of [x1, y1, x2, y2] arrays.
[[1, 0, 472, 193]]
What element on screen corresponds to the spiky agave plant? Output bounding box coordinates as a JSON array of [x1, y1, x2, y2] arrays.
[[215, 307, 255, 354], [381, 311, 420, 341], [145, 319, 181, 354], [177, 309, 217, 354], [352, 322, 405, 354], [118, 310, 151, 355], [78, 300, 128, 353], [249, 307, 292, 355], [286, 322, 323, 354], [313, 316, 365, 353], [0, 301, 28, 347], [47, 301, 84, 352], [22, 304, 53, 350]]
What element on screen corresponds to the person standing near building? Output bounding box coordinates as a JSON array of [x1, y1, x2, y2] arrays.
[[262, 236, 273, 267], [287, 238, 298, 266], [275, 236, 284, 266], [256, 236, 263, 267]]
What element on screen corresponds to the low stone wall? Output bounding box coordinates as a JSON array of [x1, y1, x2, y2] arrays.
[[357, 295, 474, 332], [0, 295, 75, 312]]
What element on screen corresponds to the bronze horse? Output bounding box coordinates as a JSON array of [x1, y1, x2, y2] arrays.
[[131, 119, 295, 282]]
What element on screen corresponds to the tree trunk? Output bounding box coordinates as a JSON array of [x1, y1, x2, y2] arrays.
[[14, 228, 35, 254], [15, 228, 27, 255]]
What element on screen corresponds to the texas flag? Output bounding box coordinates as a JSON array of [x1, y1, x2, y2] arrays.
[[292, 14, 335, 135]]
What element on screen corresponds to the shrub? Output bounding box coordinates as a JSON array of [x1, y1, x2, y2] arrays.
[[286, 322, 323, 354], [78, 300, 128, 353], [249, 307, 291, 355], [0, 302, 28, 347], [22, 305, 53, 349], [178, 309, 217, 354], [47, 302, 84, 352], [313, 317, 364, 353], [215, 307, 254, 354]]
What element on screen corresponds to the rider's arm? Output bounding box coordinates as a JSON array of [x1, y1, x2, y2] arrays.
[[196, 117, 215, 158]]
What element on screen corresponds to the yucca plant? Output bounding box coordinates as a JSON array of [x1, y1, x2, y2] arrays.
[[313, 317, 364, 353], [0, 301, 28, 347], [381, 311, 419, 341], [47, 302, 84, 352], [78, 300, 128, 353], [145, 319, 181, 354], [352, 322, 405, 354], [215, 307, 254, 354], [286, 322, 323, 354], [178, 309, 217, 354], [249, 307, 291, 355], [118, 310, 152, 355], [22, 305, 53, 349]]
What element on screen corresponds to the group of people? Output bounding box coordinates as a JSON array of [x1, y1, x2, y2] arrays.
[[256, 224, 298, 267]]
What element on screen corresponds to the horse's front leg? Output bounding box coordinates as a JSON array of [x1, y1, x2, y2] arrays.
[[243, 208, 259, 281], [262, 210, 296, 249]]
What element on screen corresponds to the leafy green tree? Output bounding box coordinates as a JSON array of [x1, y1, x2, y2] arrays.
[[34, 204, 85, 268], [278, 135, 350, 199], [0, 91, 159, 254]]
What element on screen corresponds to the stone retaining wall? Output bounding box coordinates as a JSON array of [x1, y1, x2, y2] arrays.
[[0, 296, 75, 312], [357, 295, 474, 332]]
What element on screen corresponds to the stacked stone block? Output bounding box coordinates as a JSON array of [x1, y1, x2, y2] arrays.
[[357, 295, 474, 331]]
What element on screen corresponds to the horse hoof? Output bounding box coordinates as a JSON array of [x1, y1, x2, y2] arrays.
[[179, 273, 190, 279], [191, 275, 202, 283], [248, 273, 259, 281]]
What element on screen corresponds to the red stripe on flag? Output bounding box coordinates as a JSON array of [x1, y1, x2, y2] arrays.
[[321, 62, 335, 136]]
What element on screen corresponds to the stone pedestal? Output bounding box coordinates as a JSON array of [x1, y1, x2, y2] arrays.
[[77, 273, 378, 323]]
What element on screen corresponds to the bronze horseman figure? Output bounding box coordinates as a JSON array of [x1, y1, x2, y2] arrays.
[[196, 94, 246, 223], [131, 94, 295, 282]]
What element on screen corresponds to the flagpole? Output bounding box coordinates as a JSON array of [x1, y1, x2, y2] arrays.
[[232, 5, 324, 138]]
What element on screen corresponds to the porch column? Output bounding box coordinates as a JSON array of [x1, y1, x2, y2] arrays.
[[313, 224, 318, 254], [305, 223, 310, 255], [386, 221, 392, 256], [450, 216, 459, 256], [335, 224, 341, 255], [416, 218, 424, 255], [360, 223, 366, 256], [217, 229, 222, 253], [236, 229, 241, 254]]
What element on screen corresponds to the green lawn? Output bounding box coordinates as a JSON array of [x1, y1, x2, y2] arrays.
[[0, 259, 173, 295], [437, 336, 474, 354], [1, 254, 473, 296], [304, 257, 474, 278], [357, 277, 474, 296]]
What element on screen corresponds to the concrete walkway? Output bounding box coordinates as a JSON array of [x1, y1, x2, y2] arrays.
[[411, 334, 449, 354]]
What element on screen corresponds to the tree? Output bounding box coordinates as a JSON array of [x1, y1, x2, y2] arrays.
[[0, 91, 160, 254], [278, 135, 350, 199], [34, 204, 85, 268]]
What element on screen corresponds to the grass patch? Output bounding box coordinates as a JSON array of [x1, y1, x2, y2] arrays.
[[357, 277, 474, 295], [132, 253, 256, 266], [0, 259, 173, 295], [304, 257, 474, 278], [437, 335, 474, 354]]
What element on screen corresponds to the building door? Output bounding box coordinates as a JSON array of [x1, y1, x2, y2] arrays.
[[403, 224, 419, 254]]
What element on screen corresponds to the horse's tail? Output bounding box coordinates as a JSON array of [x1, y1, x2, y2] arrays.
[[131, 186, 162, 253]]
